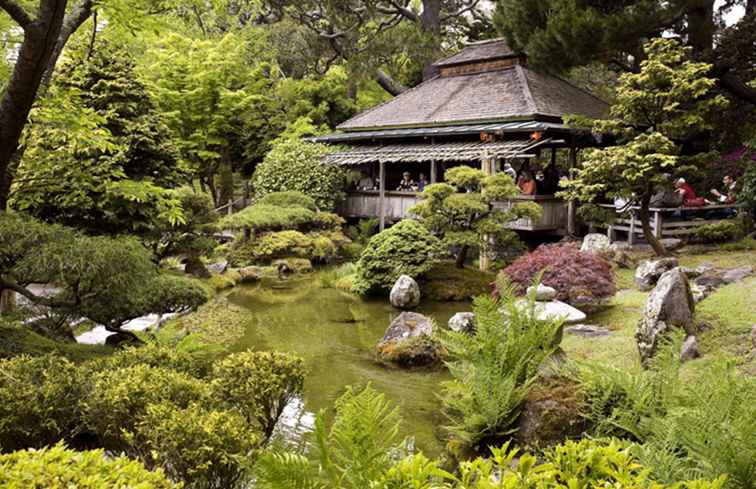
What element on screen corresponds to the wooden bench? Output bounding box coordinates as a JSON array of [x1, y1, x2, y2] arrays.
[[597, 203, 741, 245]]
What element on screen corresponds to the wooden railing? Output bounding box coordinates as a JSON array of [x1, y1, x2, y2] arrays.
[[597, 203, 741, 244], [339, 191, 568, 232]]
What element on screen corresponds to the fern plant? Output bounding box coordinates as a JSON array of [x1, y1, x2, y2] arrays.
[[438, 283, 564, 451]]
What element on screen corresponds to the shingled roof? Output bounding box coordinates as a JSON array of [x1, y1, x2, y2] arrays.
[[337, 39, 608, 131]]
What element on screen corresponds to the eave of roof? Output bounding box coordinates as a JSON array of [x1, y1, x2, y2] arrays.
[[312, 120, 578, 144]]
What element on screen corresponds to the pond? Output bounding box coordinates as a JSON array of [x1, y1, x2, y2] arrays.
[[226, 271, 471, 456]]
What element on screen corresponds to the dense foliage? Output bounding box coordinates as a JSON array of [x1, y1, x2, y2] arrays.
[[410, 166, 541, 268], [497, 242, 616, 305], [353, 219, 443, 294], [439, 290, 563, 452], [0, 346, 305, 488], [251, 138, 344, 211], [0, 214, 208, 336], [223, 191, 349, 264], [560, 39, 728, 256], [0, 443, 177, 488]]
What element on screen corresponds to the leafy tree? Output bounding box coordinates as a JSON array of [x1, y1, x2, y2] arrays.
[[493, 0, 756, 108], [11, 41, 187, 234], [410, 166, 541, 268], [352, 219, 443, 294], [251, 138, 345, 211], [0, 214, 208, 338], [560, 39, 727, 256]]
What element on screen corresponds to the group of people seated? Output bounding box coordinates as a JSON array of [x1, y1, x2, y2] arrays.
[[673, 175, 738, 207], [511, 164, 561, 196], [395, 172, 430, 192]]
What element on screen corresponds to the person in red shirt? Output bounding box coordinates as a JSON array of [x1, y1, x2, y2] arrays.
[[674, 178, 706, 207], [517, 171, 536, 195]]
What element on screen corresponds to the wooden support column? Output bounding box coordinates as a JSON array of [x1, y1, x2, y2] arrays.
[[653, 211, 663, 239], [430, 160, 437, 183], [379, 161, 386, 231], [567, 144, 578, 237], [479, 156, 493, 272]]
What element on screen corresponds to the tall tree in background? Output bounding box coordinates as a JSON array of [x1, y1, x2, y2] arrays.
[[493, 0, 756, 109]]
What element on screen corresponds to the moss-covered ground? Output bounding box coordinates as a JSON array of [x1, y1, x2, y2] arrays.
[[562, 244, 756, 374], [422, 262, 495, 301], [0, 319, 110, 362]]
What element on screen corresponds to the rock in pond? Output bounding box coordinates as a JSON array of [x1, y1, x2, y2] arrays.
[[448, 312, 475, 333], [207, 260, 229, 274], [564, 324, 611, 337], [680, 335, 700, 363], [635, 257, 679, 291], [635, 267, 695, 367], [390, 275, 421, 309], [238, 266, 265, 283], [376, 312, 443, 367], [580, 233, 611, 254], [527, 284, 557, 302]]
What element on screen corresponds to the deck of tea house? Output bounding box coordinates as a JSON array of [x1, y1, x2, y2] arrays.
[[314, 38, 610, 233]]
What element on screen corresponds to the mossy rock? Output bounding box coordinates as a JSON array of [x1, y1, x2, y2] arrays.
[[515, 376, 587, 449], [273, 258, 313, 273], [376, 335, 447, 368], [208, 273, 237, 291], [421, 262, 495, 301]]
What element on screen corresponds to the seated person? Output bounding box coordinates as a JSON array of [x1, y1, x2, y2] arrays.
[[502, 162, 517, 181], [357, 174, 376, 191], [417, 173, 430, 191], [674, 178, 705, 207], [517, 171, 536, 195], [396, 172, 415, 191], [708, 174, 737, 204]]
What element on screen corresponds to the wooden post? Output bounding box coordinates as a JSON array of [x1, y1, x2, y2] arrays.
[[479, 156, 492, 272], [227, 198, 233, 216], [379, 161, 386, 231], [628, 214, 636, 245], [653, 211, 663, 239], [567, 144, 578, 237], [430, 160, 437, 184]]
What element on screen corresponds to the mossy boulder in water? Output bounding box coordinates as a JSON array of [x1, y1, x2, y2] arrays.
[[376, 312, 444, 367]]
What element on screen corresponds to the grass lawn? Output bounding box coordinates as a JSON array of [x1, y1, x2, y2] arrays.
[[562, 247, 756, 374]]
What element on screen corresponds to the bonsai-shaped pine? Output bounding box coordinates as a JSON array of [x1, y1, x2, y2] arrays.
[[410, 166, 541, 268], [560, 38, 727, 256]]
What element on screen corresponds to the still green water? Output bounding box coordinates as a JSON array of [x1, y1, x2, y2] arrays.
[[226, 272, 471, 456]]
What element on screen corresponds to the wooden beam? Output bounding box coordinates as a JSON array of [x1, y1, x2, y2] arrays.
[[379, 161, 386, 231], [567, 144, 578, 237], [430, 160, 437, 183]]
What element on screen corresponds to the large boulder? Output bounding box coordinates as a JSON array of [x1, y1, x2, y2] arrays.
[[517, 300, 587, 325], [722, 266, 753, 284], [390, 275, 421, 309], [238, 266, 265, 283], [635, 257, 679, 291], [515, 377, 587, 449], [207, 260, 229, 274], [635, 267, 695, 367], [448, 312, 476, 334], [376, 312, 442, 367], [580, 233, 611, 254]]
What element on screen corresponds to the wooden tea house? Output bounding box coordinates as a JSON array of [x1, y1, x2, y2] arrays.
[[314, 38, 609, 233]]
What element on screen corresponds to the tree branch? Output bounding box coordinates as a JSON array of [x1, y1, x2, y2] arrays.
[[441, 0, 482, 22], [376, 68, 408, 96], [0, 0, 32, 28], [0, 278, 77, 308]]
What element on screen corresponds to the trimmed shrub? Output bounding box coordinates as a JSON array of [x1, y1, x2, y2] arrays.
[[497, 242, 615, 305], [136, 402, 259, 489], [252, 139, 345, 211], [0, 443, 176, 488], [257, 191, 317, 210], [228, 230, 349, 265], [0, 355, 87, 451], [211, 350, 305, 440], [83, 364, 210, 450], [92, 344, 213, 378], [353, 219, 443, 295], [221, 204, 315, 233], [693, 220, 742, 243]]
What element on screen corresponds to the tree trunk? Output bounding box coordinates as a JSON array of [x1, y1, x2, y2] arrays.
[[455, 245, 469, 268], [0, 289, 16, 314], [0, 0, 69, 209], [638, 194, 667, 257], [41, 0, 94, 86], [686, 0, 715, 55]]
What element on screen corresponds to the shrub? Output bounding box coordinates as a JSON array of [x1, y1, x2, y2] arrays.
[[257, 191, 317, 210], [353, 219, 443, 295], [211, 350, 305, 441], [92, 344, 212, 378], [228, 230, 313, 264], [694, 220, 741, 243], [0, 443, 177, 488], [83, 364, 210, 450], [220, 204, 315, 233], [438, 290, 563, 452], [0, 355, 87, 451], [135, 402, 259, 489], [497, 242, 615, 305], [252, 138, 344, 211]]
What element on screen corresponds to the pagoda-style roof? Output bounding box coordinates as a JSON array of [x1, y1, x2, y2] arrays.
[[335, 39, 608, 133]]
